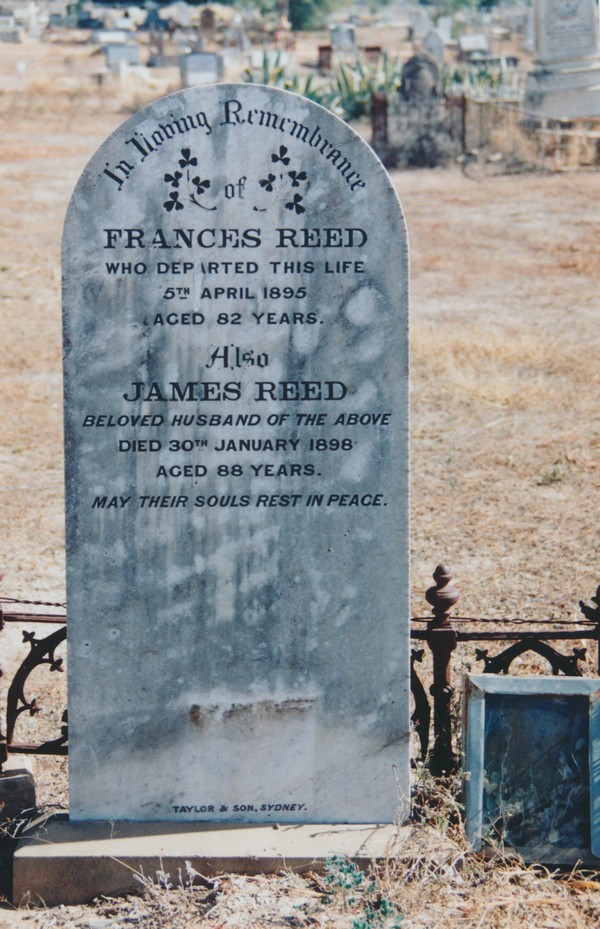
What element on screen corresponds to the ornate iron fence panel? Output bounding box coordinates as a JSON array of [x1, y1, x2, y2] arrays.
[[410, 566, 600, 775], [0, 599, 67, 769]]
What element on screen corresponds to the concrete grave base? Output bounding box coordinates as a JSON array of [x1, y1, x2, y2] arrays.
[[13, 816, 444, 906]]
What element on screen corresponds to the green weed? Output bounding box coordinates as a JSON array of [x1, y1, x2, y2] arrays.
[[321, 855, 405, 928]]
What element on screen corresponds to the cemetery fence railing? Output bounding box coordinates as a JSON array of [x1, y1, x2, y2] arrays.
[[1, 568, 600, 778], [373, 92, 600, 173], [411, 564, 600, 776], [0, 598, 67, 769]]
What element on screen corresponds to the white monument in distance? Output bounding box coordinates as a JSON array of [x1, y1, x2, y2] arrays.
[[525, 0, 600, 117]]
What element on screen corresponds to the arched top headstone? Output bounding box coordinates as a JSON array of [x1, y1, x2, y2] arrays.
[[63, 84, 410, 823]]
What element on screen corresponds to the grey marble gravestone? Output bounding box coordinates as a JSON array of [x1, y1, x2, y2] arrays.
[[525, 0, 600, 117], [63, 83, 410, 823]]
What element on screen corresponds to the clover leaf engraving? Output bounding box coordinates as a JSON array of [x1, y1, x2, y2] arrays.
[[178, 148, 198, 168], [164, 171, 183, 188], [192, 176, 211, 195], [285, 194, 305, 214], [271, 145, 290, 165], [164, 191, 184, 212], [259, 173, 276, 192], [162, 150, 215, 212], [288, 170, 307, 187]]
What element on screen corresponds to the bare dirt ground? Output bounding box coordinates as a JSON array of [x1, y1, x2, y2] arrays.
[[1, 32, 600, 929]]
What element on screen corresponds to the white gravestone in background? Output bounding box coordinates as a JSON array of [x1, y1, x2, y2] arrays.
[[525, 0, 600, 117], [63, 84, 410, 823]]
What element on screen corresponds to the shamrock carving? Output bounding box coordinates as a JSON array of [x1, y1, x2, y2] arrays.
[[259, 173, 276, 192], [164, 191, 184, 212], [288, 170, 307, 187], [271, 145, 290, 165], [178, 148, 198, 168], [192, 177, 211, 195], [164, 171, 183, 188], [285, 194, 305, 215]]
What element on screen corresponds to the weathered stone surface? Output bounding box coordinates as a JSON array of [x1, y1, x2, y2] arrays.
[[63, 84, 409, 823]]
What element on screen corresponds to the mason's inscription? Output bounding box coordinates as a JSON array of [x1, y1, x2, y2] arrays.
[[172, 802, 308, 814]]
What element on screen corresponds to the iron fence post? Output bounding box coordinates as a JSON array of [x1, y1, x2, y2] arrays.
[[425, 564, 459, 774], [0, 607, 6, 772], [371, 92, 389, 160]]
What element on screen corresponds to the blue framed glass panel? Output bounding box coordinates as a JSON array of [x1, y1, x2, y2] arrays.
[[464, 675, 600, 865]]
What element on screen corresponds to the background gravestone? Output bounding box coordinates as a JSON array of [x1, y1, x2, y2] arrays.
[[329, 24, 355, 51], [180, 52, 224, 87], [422, 30, 445, 64], [63, 84, 410, 823], [525, 0, 600, 117], [103, 43, 140, 71]]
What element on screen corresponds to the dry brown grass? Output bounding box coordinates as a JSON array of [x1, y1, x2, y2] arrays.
[[411, 321, 590, 411]]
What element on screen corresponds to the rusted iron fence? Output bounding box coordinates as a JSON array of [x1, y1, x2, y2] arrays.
[[378, 93, 600, 172], [2, 569, 600, 777], [411, 565, 600, 775], [461, 98, 600, 172], [0, 599, 67, 769]]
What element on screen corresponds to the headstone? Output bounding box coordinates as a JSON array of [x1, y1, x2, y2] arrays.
[[94, 30, 129, 46], [0, 27, 20, 42], [13, 0, 40, 33], [109, 15, 133, 31], [330, 23, 356, 51], [537, 0, 599, 60], [401, 53, 440, 101], [458, 34, 489, 58], [180, 51, 224, 86], [411, 9, 433, 41], [104, 44, 140, 71], [0, 12, 21, 41], [63, 84, 410, 824], [525, 0, 600, 116], [422, 30, 445, 63], [170, 2, 192, 29], [436, 15, 453, 44], [200, 7, 216, 32]]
